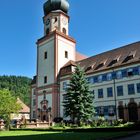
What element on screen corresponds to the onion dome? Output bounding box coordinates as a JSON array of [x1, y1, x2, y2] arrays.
[[43, 0, 69, 16]]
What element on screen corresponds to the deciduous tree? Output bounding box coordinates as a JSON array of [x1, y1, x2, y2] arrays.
[[0, 89, 21, 130]]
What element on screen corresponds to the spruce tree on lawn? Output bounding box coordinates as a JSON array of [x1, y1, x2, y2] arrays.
[[63, 65, 94, 125]]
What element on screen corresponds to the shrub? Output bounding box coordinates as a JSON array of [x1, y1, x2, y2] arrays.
[[53, 117, 63, 123]]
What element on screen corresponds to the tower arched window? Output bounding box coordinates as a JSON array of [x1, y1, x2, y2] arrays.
[[62, 28, 66, 34], [46, 28, 50, 35]]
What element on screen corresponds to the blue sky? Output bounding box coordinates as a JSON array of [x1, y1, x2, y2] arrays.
[[0, 0, 140, 78]]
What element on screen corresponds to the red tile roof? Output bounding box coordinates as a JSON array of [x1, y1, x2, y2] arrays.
[[76, 51, 88, 61], [60, 41, 140, 76], [76, 42, 140, 74], [17, 98, 30, 113]]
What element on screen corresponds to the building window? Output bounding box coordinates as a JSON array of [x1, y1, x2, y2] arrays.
[[122, 70, 127, 77], [33, 89, 36, 95], [98, 89, 103, 98], [102, 74, 107, 81], [107, 73, 112, 81], [92, 90, 94, 95], [128, 84, 135, 95], [63, 109, 66, 117], [88, 77, 94, 84], [44, 51, 47, 59], [99, 107, 104, 116], [108, 106, 115, 116], [63, 94, 67, 101], [54, 17, 57, 22], [107, 87, 113, 97], [92, 90, 95, 98], [117, 86, 123, 96], [94, 76, 98, 83], [65, 51, 68, 58], [138, 67, 140, 75], [62, 28, 67, 34], [33, 111, 36, 118], [118, 105, 124, 119], [137, 83, 140, 93], [116, 71, 122, 79], [44, 76, 47, 84], [33, 99, 36, 106], [127, 68, 133, 77], [98, 75, 102, 82], [63, 82, 67, 91]]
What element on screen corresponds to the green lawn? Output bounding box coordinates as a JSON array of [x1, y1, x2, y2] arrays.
[[0, 131, 129, 140]]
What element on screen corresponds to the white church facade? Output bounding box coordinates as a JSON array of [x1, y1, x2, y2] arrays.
[[31, 0, 140, 122]]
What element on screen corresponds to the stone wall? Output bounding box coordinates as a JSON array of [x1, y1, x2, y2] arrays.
[[0, 120, 4, 130], [16, 120, 54, 129]]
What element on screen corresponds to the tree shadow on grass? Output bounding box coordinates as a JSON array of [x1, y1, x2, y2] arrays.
[[0, 132, 129, 140], [0, 132, 112, 140]]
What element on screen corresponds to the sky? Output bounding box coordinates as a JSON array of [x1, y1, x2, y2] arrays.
[[0, 0, 140, 78]]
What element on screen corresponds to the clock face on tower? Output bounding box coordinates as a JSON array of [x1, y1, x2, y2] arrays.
[[46, 18, 50, 26], [62, 17, 67, 25]]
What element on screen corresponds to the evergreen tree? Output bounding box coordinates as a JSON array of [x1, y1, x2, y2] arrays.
[[63, 65, 95, 125]]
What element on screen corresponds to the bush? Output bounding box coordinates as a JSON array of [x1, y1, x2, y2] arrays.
[[53, 117, 63, 123], [113, 119, 124, 126], [53, 122, 65, 128]]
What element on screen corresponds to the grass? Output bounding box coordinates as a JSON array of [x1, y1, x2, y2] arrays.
[[0, 131, 130, 140]]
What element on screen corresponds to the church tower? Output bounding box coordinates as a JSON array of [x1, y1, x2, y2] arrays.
[[31, 0, 76, 121]]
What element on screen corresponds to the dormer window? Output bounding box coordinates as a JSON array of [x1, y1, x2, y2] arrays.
[[85, 63, 96, 72], [108, 55, 120, 67], [122, 50, 136, 63], [85, 66, 92, 72], [95, 63, 104, 70], [95, 60, 107, 70]]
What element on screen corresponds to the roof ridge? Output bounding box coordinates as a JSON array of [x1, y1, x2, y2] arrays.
[[77, 41, 140, 63]]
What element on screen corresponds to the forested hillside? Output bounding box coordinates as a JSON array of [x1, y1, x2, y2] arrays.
[[0, 75, 32, 106]]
